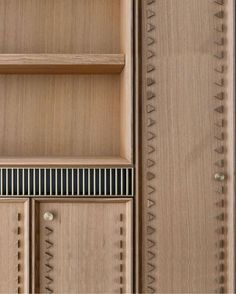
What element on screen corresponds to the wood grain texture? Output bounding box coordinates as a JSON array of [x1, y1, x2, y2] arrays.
[[141, 0, 234, 293], [0, 199, 29, 294], [0, 0, 121, 54], [120, 0, 133, 163], [0, 0, 133, 165], [32, 198, 133, 294], [0, 75, 121, 161], [0, 156, 131, 167], [0, 54, 125, 74], [225, 1, 235, 292]]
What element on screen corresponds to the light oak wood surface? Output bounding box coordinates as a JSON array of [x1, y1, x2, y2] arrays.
[[0, 156, 132, 167], [141, 0, 234, 293], [0, 54, 125, 74], [120, 0, 133, 163], [225, 1, 235, 292], [0, 199, 29, 294], [32, 198, 133, 294], [0, 75, 121, 162], [0, 0, 121, 54]]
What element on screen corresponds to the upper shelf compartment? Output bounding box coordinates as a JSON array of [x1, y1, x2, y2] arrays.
[[0, 0, 121, 54], [0, 54, 125, 74], [0, 0, 133, 166]]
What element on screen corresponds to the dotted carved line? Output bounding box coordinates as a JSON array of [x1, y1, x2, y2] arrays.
[[119, 213, 124, 294], [17, 213, 21, 294], [213, 1, 227, 293], [145, 0, 157, 293]]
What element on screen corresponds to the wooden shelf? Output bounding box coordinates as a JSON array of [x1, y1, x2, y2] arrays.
[[0, 157, 132, 167], [0, 54, 125, 74]]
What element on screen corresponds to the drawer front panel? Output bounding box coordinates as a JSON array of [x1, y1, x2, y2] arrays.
[[32, 198, 133, 294], [0, 199, 29, 294]]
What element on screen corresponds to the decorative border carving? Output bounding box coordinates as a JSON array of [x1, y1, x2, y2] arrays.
[[213, 1, 227, 293], [119, 213, 124, 294], [143, 0, 157, 293], [17, 213, 21, 294], [142, 0, 230, 292], [44, 226, 54, 293]]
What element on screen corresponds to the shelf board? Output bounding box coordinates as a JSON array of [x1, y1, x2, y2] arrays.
[[0, 54, 125, 74], [0, 157, 132, 167]]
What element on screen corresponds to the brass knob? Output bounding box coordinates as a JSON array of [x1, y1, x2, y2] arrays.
[[43, 212, 54, 221], [214, 172, 226, 182]]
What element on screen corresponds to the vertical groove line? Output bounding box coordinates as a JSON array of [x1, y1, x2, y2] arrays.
[[88, 169, 90, 195], [39, 169, 41, 196], [17, 169, 19, 196], [33, 169, 36, 196], [77, 169, 80, 196], [93, 168, 96, 196], [61, 168, 63, 196], [99, 169, 101, 196], [66, 169, 68, 196], [11, 168, 14, 196], [110, 168, 112, 196], [72, 169, 74, 195], [23, 169, 25, 196], [105, 168, 107, 195], [55, 169, 58, 196], [0, 169, 2, 195], [6, 169, 8, 196], [82, 169, 85, 196]]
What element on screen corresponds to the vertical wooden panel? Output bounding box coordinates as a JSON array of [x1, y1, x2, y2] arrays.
[[141, 0, 234, 293], [0, 199, 29, 294], [226, 1, 235, 292], [32, 199, 133, 294]]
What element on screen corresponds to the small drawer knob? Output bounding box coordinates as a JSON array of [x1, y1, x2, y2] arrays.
[[214, 172, 226, 182], [43, 212, 54, 221]]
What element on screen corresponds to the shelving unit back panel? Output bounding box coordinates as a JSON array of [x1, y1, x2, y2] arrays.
[[0, 74, 120, 159], [0, 0, 121, 54]]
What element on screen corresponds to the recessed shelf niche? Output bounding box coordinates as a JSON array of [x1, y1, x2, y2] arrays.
[[0, 0, 133, 166]]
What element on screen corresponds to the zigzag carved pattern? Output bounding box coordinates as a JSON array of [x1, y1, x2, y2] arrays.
[[213, 1, 227, 293], [44, 226, 54, 294], [145, 0, 157, 292]]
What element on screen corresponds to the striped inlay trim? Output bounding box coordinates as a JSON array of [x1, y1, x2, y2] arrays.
[[0, 168, 134, 197]]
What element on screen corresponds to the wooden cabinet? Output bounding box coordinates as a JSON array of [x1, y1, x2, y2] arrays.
[[0, 1, 235, 294], [0, 0, 134, 291], [0, 199, 132, 293]]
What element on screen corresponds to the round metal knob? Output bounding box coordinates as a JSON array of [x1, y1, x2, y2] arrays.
[[214, 172, 226, 182], [43, 212, 54, 221]]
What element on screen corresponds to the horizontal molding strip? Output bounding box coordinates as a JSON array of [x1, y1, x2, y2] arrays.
[[0, 168, 134, 197]]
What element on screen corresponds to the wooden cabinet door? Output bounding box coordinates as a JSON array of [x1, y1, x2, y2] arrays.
[[140, 0, 235, 293], [32, 199, 133, 294], [0, 199, 29, 294]]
